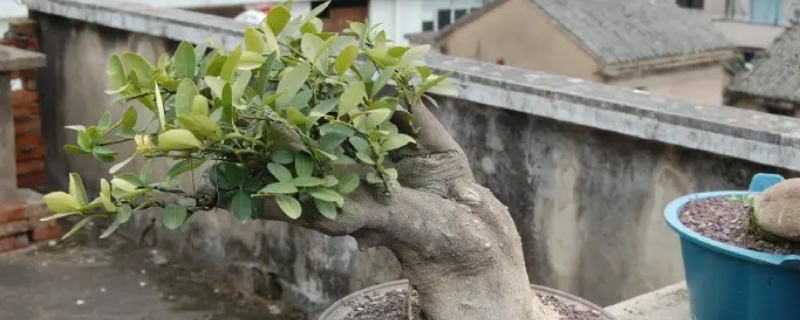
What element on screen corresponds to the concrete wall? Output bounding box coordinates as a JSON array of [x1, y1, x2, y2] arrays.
[[441, 0, 728, 105], [25, 0, 800, 318]]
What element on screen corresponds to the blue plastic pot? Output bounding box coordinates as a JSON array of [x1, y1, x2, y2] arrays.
[[665, 173, 800, 320]]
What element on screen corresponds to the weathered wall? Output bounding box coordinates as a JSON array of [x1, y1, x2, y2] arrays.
[[27, 1, 800, 318], [607, 64, 727, 105]]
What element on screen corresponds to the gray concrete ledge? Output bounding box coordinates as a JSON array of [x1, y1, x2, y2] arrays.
[[0, 45, 46, 72], [22, 0, 800, 172], [605, 282, 690, 320]]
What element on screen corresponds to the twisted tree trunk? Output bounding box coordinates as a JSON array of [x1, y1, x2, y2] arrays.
[[200, 102, 557, 320]]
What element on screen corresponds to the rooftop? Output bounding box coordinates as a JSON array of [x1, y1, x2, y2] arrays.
[[727, 22, 800, 104], [436, 0, 732, 65]]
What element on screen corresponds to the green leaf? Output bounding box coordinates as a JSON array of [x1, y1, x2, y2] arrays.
[[276, 62, 310, 109], [338, 81, 365, 116], [175, 41, 197, 78], [204, 76, 226, 98], [355, 151, 375, 165], [399, 44, 430, 68], [162, 204, 188, 230], [239, 52, 265, 70], [40, 211, 80, 222], [260, 23, 281, 59], [62, 216, 95, 240], [106, 54, 127, 91], [43, 191, 80, 213], [267, 5, 291, 35], [292, 176, 325, 187], [232, 190, 253, 223], [220, 45, 242, 81], [157, 129, 202, 150], [109, 154, 135, 174], [323, 175, 339, 187], [154, 83, 166, 131], [307, 187, 343, 204], [275, 194, 301, 219], [98, 110, 112, 129], [366, 172, 382, 184], [210, 163, 246, 190], [348, 136, 369, 152], [178, 113, 222, 141], [77, 131, 92, 149], [301, 33, 323, 62], [167, 158, 207, 179], [256, 52, 277, 95], [99, 204, 132, 239], [314, 198, 337, 220], [294, 152, 314, 177], [139, 158, 153, 185], [270, 150, 294, 164], [244, 27, 265, 53], [381, 133, 415, 152], [366, 109, 392, 128], [192, 95, 210, 116], [122, 52, 152, 86], [319, 132, 350, 152], [304, 0, 330, 23], [267, 163, 293, 183], [334, 44, 359, 77], [68, 173, 89, 207], [175, 79, 198, 117], [259, 182, 298, 194], [286, 107, 311, 129], [384, 168, 398, 180], [115, 173, 144, 187], [337, 173, 360, 194], [64, 145, 90, 155], [371, 67, 395, 97], [120, 106, 137, 134]]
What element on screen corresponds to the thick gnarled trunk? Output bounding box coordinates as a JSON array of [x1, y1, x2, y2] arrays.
[[200, 101, 555, 320]]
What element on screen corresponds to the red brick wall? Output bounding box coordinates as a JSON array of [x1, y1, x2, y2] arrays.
[[0, 201, 61, 252], [2, 20, 47, 190], [322, 6, 368, 33]]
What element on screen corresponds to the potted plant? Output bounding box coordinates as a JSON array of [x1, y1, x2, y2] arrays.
[[39, 1, 615, 319], [664, 173, 800, 320]]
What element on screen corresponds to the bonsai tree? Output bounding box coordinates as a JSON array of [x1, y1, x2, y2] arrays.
[[40, 1, 558, 319]]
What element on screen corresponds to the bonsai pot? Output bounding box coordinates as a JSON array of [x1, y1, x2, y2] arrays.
[[664, 173, 800, 320], [318, 279, 615, 320]]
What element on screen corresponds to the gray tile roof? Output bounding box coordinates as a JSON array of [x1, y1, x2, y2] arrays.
[[435, 0, 731, 65], [531, 0, 732, 64], [727, 24, 800, 104]]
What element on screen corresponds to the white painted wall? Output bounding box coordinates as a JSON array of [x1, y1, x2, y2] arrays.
[[368, 0, 422, 46]]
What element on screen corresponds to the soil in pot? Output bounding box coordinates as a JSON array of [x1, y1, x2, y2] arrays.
[[341, 287, 606, 320], [679, 197, 800, 255]]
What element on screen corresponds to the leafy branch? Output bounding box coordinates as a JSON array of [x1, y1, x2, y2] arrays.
[[40, 0, 458, 239]]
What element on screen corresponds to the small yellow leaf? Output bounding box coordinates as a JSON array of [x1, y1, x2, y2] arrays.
[[43, 191, 81, 213], [157, 129, 203, 150]]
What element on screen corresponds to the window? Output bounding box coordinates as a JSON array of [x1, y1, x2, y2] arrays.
[[438, 9, 452, 29], [750, 0, 783, 25], [676, 0, 704, 9], [454, 8, 468, 20], [422, 21, 434, 32]]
